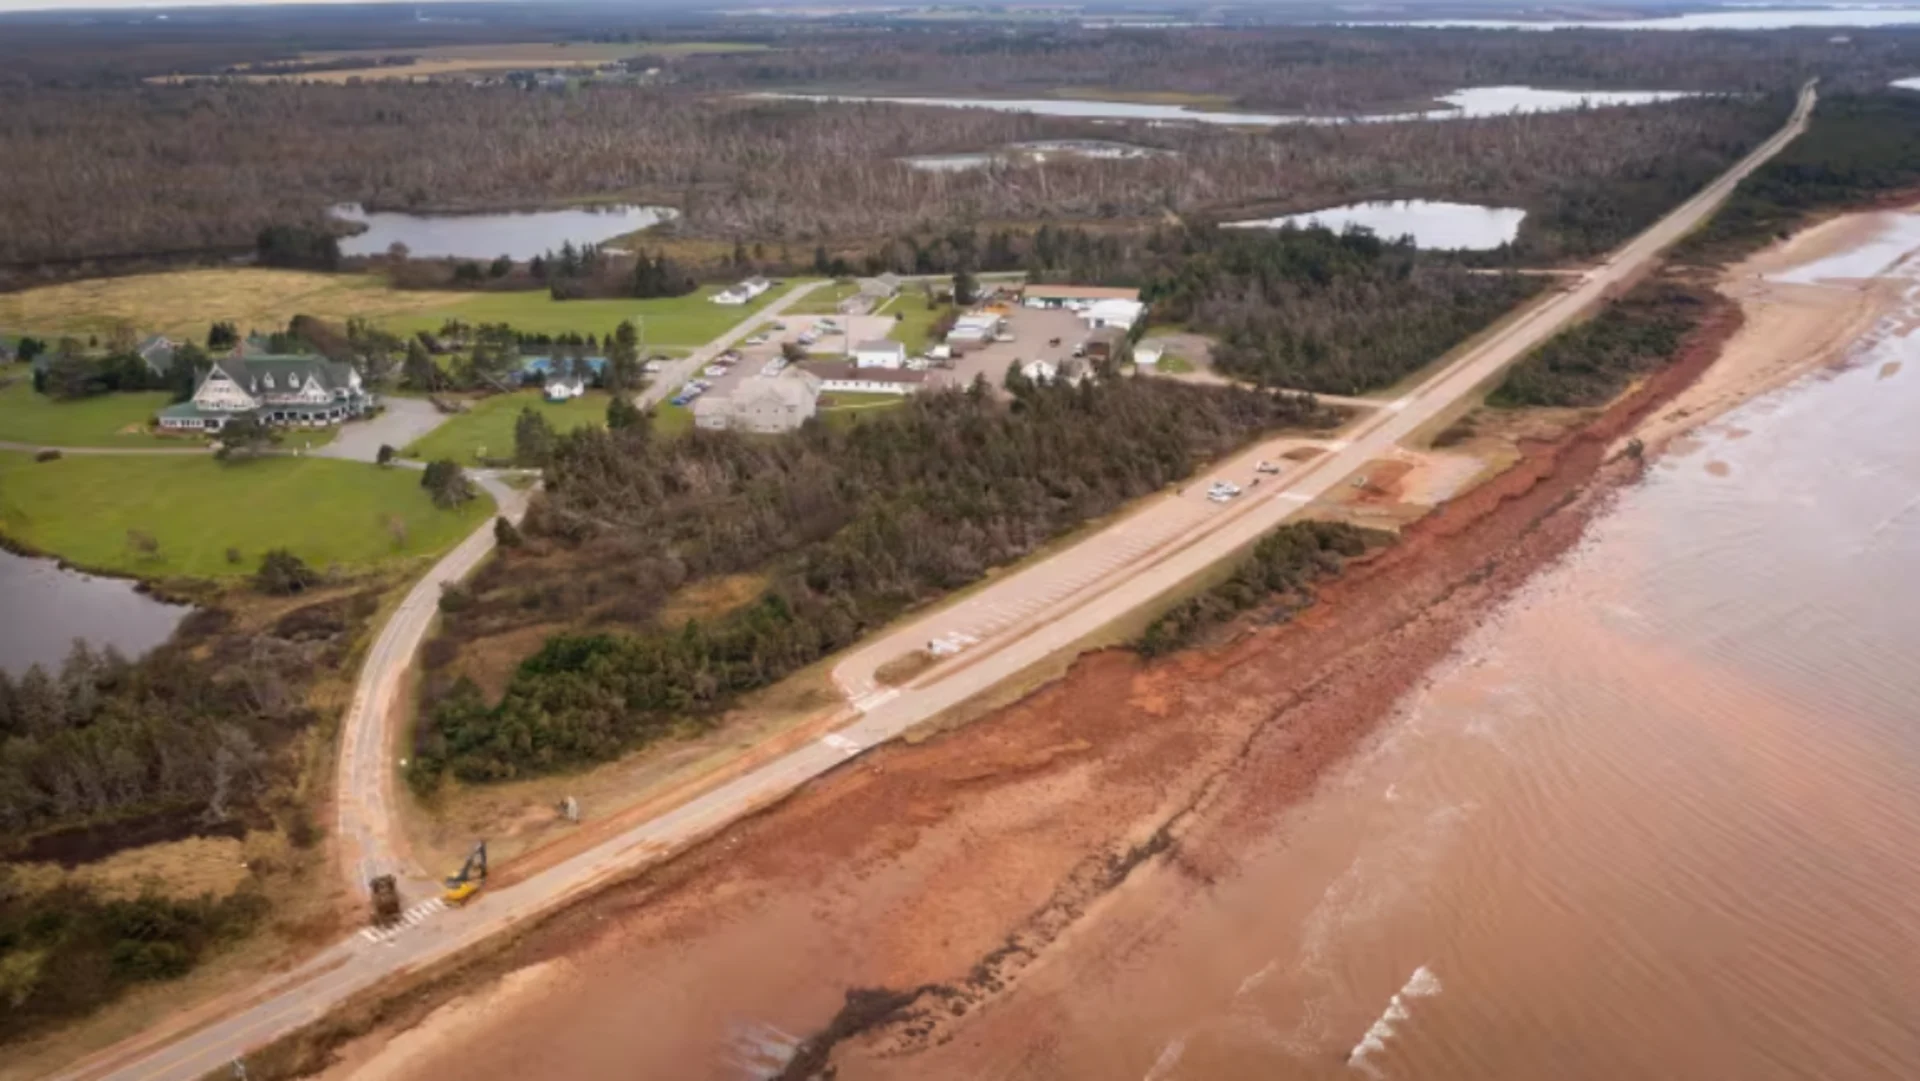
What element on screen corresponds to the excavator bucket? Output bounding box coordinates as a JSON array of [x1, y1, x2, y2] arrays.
[[441, 841, 488, 905]]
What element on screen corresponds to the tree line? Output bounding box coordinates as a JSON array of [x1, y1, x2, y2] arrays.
[[1681, 91, 1920, 264], [1143, 226, 1542, 394], [410, 376, 1341, 786], [1490, 281, 1711, 409], [1137, 520, 1388, 657]]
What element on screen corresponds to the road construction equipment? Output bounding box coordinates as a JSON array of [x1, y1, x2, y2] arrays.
[[369, 875, 401, 926], [442, 841, 488, 905]]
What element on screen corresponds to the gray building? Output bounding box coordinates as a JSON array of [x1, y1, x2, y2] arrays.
[[692, 374, 820, 434]]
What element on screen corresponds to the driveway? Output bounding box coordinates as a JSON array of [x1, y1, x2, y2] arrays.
[[315, 396, 450, 463]]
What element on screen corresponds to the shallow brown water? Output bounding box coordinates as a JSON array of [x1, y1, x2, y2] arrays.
[[876, 295, 1920, 1080]]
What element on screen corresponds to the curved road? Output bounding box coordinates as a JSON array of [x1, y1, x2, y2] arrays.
[[59, 87, 1811, 1081]]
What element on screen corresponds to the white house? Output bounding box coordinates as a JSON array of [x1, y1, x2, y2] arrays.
[[1021, 284, 1140, 310], [853, 339, 907, 369], [1080, 298, 1146, 331], [712, 275, 774, 306], [693, 374, 820, 433], [544, 376, 588, 402], [158, 355, 372, 432]]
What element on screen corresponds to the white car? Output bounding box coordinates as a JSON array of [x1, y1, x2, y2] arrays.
[[1208, 491, 1234, 504], [1256, 460, 1281, 474], [744, 334, 769, 346], [1209, 480, 1242, 496]]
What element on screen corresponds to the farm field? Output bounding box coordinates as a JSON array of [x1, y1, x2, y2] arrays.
[[405, 390, 610, 463], [0, 452, 493, 578], [0, 378, 179, 447], [0, 272, 800, 350], [0, 269, 462, 342], [380, 282, 799, 345], [164, 41, 773, 84]]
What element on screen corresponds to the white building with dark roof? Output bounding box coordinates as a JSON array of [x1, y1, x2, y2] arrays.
[[158, 355, 372, 432], [853, 339, 908, 369]]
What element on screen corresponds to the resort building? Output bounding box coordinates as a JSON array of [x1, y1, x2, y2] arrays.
[[712, 276, 774, 306], [158, 355, 373, 432], [692, 373, 820, 433]]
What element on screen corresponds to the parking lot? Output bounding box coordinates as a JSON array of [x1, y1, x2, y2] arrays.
[[942, 306, 1100, 389], [662, 312, 906, 407]]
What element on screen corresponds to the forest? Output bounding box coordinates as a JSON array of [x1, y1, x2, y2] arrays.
[[1681, 91, 1920, 262], [0, 72, 1789, 273], [1136, 520, 1388, 657], [0, 589, 376, 844], [1489, 282, 1710, 409], [410, 377, 1339, 785], [1145, 227, 1542, 394]]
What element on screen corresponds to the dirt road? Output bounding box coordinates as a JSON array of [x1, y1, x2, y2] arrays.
[[56, 84, 1813, 1081]]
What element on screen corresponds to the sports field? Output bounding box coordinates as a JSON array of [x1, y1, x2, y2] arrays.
[[0, 452, 493, 578]]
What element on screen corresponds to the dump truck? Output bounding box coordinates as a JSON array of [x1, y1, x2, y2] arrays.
[[442, 841, 488, 906], [369, 874, 401, 926]]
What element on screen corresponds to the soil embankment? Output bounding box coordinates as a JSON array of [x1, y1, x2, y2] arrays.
[[310, 290, 1745, 1081]]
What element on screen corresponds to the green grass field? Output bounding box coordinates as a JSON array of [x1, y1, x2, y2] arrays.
[[0, 378, 180, 447], [885, 301, 956, 354], [383, 283, 798, 346], [0, 452, 493, 578], [405, 390, 609, 463]]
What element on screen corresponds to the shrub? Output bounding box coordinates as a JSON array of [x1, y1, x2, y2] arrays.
[[254, 548, 318, 595]]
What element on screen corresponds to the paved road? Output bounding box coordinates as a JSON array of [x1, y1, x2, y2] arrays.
[[58, 84, 1812, 1081], [311, 396, 449, 463], [635, 279, 827, 409]]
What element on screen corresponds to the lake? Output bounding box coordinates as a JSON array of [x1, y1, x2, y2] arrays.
[[902, 139, 1171, 171], [762, 86, 1699, 127], [0, 549, 192, 676], [1227, 200, 1527, 250], [329, 203, 678, 261], [1350, 8, 1920, 30]]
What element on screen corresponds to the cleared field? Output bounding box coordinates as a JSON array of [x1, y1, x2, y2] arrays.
[[0, 272, 795, 350], [0, 379, 178, 447], [0, 452, 493, 578], [213, 41, 771, 83], [405, 390, 609, 463], [0, 270, 461, 342], [383, 283, 797, 345]]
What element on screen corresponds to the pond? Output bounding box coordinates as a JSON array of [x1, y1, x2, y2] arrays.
[[901, 139, 1172, 171], [329, 203, 678, 261], [1350, 8, 1920, 30], [1226, 199, 1528, 250], [762, 86, 1699, 127], [0, 548, 192, 677]]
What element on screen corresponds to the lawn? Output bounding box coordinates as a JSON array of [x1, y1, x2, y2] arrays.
[[884, 300, 956, 354], [0, 452, 493, 579], [405, 390, 610, 463], [381, 283, 798, 346], [788, 280, 862, 314], [0, 270, 462, 342], [0, 378, 180, 447]]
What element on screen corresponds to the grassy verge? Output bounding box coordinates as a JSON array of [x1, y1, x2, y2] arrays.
[[404, 390, 609, 463], [0, 452, 492, 578], [787, 280, 862, 314], [0, 379, 180, 447]]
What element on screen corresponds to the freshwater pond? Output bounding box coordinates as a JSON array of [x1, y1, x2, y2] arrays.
[[763, 86, 1698, 127], [0, 549, 192, 676], [1227, 200, 1528, 250], [901, 139, 1170, 171], [329, 203, 678, 261]]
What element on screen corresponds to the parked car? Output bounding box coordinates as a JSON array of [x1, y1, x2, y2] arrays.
[[1256, 460, 1281, 474]]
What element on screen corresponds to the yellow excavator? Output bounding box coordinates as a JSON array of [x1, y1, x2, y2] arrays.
[[442, 841, 488, 905]]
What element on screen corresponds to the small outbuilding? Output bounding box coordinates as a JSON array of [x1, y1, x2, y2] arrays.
[[853, 339, 908, 369]]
